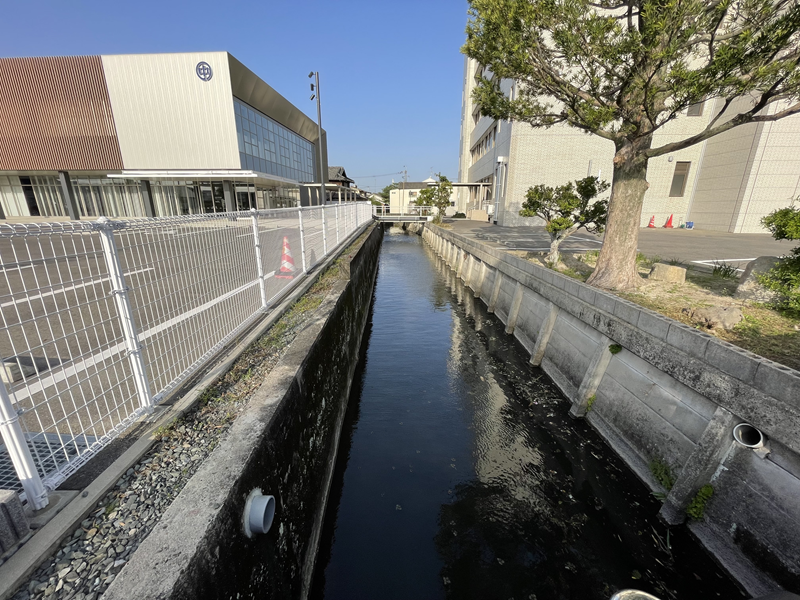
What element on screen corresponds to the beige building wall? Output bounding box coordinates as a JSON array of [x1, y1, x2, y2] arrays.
[[458, 59, 800, 234], [688, 99, 800, 233], [102, 52, 240, 170]]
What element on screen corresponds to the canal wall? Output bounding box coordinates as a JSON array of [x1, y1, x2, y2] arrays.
[[103, 223, 383, 600], [421, 224, 800, 595]]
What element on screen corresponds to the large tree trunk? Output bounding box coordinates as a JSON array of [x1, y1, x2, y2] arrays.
[[586, 145, 650, 290]]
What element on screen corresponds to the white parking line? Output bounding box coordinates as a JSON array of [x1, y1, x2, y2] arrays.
[[0, 267, 155, 308], [7, 277, 259, 403], [691, 258, 755, 272]]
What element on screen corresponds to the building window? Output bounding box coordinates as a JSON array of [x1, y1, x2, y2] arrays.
[[669, 162, 691, 197], [234, 98, 315, 183], [687, 102, 704, 117]]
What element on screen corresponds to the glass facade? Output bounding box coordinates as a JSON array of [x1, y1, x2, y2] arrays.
[[234, 98, 316, 183], [0, 175, 302, 219], [0, 175, 146, 218]]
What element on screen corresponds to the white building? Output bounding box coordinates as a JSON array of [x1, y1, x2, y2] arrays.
[[458, 57, 800, 233]]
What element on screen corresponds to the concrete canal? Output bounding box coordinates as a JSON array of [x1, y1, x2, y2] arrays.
[[310, 228, 744, 600]]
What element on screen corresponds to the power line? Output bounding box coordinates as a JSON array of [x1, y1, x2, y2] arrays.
[[350, 170, 404, 178]]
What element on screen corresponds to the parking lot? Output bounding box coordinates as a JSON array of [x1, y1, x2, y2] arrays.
[[0, 205, 365, 492], [449, 219, 792, 273]]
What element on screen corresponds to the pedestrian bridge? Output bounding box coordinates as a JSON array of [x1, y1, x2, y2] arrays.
[[371, 205, 434, 222]]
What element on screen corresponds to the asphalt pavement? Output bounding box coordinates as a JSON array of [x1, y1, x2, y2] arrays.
[[448, 219, 792, 272]]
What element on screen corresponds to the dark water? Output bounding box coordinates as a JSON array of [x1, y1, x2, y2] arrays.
[[310, 231, 744, 600]]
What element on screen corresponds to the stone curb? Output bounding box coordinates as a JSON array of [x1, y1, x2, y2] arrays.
[[428, 225, 800, 455]]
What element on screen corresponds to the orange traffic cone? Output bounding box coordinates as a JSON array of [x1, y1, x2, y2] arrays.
[[275, 236, 296, 279], [664, 214, 674, 228], [647, 215, 656, 228]]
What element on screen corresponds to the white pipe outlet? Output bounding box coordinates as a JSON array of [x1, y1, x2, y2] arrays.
[[733, 423, 767, 449], [610, 591, 662, 600], [243, 488, 276, 538]]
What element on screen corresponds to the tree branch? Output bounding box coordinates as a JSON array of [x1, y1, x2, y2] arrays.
[[645, 100, 800, 158]]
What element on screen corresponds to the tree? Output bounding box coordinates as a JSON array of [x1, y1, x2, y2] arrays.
[[463, 0, 800, 290], [417, 174, 454, 224], [519, 176, 610, 266], [379, 183, 397, 203], [759, 202, 800, 314]]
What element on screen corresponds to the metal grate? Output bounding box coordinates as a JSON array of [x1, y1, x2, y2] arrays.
[[0, 433, 96, 493]]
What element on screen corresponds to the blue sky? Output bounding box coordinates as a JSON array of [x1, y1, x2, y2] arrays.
[[0, 0, 470, 193]]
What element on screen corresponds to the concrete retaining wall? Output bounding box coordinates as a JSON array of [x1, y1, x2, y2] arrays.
[[421, 225, 800, 595], [104, 224, 383, 600]]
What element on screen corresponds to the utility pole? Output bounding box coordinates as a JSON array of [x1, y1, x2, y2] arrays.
[[309, 72, 325, 206]]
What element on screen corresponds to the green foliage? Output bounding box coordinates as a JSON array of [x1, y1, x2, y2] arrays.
[[636, 253, 660, 269], [759, 203, 800, 315], [608, 344, 622, 355], [686, 485, 714, 520], [763, 205, 800, 241], [519, 176, 609, 264], [453, 212, 467, 219], [417, 174, 454, 224], [649, 458, 675, 491], [379, 183, 397, 202], [711, 260, 740, 279], [586, 394, 596, 412], [667, 257, 686, 267], [462, 0, 800, 288]]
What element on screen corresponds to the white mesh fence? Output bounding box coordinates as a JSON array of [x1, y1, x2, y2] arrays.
[[0, 203, 371, 506]]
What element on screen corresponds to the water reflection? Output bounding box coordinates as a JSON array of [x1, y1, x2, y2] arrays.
[[311, 230, 744, 600]]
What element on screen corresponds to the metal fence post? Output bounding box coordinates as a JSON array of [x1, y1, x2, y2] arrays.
[[0, 378, 49, 509], [321, 205, 328, 256], [336, 205, 340, 246], [96, 217, 154, 413], [297, 208, 308, 273], [251, 209, 268, 310]]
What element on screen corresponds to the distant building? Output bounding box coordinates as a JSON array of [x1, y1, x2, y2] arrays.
[[458, 57, 800, 233], [389, 177, 465, 216], [0, 52, 329, 219], [327, 166, 354, 188]]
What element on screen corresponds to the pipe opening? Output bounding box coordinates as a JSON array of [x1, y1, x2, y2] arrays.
[[611, 591, 662, 600], [733, 423, 766, 449], [244, 489, 276, 537]]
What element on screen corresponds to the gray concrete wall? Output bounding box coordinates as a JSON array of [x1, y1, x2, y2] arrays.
[[421, 225, 800, 596], [104, 224, 383, 600]]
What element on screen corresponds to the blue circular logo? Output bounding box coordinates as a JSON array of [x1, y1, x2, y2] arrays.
[[196, 62, 213, 82]]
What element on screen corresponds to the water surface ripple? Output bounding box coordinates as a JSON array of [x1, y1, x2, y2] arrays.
[[310, 230, 743, 600]]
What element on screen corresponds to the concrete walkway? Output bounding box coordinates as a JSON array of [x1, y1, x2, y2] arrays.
[[447, 219, 793, 270]]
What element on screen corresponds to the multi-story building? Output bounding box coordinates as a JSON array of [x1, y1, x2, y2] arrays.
[[458, 57, 800, 233], [0, 52, 329, 220]]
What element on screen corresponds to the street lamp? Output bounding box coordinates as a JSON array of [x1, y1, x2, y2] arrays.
[[309, 72, 325, 207]]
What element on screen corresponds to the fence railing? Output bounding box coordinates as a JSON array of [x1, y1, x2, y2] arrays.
[[372, 205, 436, 219], [0, 202, 372, 508]]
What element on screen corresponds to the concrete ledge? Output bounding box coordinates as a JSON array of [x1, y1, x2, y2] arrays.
[[422, 224, 800, 591], [425, 225, 800, 456]]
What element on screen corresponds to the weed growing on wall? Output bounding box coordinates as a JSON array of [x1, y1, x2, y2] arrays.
[[586, 394, 596, 412], [686, 485, 714, 520], [649, 458, 675, 491], [608, 344, 622, 355]]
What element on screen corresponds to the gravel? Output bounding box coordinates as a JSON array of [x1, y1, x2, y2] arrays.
[[9, 263, 345, 600]]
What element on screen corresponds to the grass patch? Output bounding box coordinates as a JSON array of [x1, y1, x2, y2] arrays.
[[718, 306, 800, 371], [711, 260, 740, 280], [608, 344, 622, 354], [637, 252, 660, 269], [650, 458, 676, 491], [686, 485, 714, 520]]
